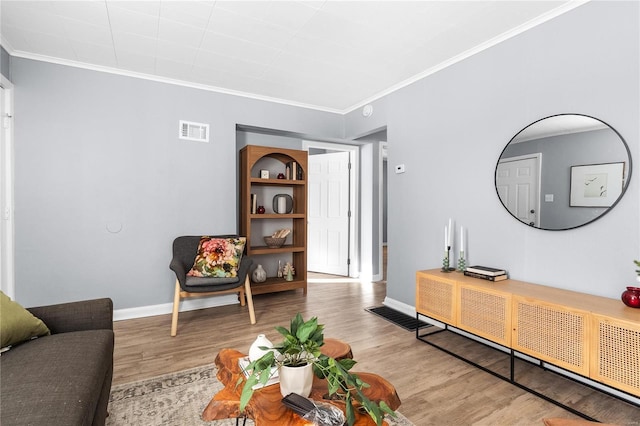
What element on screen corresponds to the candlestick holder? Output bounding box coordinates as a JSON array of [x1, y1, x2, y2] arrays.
[[457, 251, 466, 273], [442, 247, 455, 272]]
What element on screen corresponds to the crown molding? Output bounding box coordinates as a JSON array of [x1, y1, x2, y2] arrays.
[[342, 0, 590, 114], [1, 1, 589, 116], [3, 48, 344, 115]]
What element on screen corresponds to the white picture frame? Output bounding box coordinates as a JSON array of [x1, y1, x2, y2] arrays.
[[260, 169, 269, 179], [570, 162, 625, 207]]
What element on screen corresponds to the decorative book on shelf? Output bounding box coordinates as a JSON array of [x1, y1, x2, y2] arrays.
[[285, 161, 303, 180], [464, 270, 508, 282], [250, 194, 257, 214], [465, 265, 506, 276]]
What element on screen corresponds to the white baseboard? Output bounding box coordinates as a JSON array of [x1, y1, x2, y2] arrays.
[[382, 296, 415, 317], [113, 294, 239, 321]]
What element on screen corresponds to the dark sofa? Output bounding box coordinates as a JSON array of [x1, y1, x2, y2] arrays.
[[1, 298, 114, 426]]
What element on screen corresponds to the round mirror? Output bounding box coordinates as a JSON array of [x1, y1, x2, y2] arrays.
[[495, 114, 632, 230]]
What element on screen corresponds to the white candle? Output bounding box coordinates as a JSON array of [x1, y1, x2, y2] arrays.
[[460, 226, 464, 251], [278, 196, 287, 214], [444, 226, 448, 250], [448, 218, 453, 249]]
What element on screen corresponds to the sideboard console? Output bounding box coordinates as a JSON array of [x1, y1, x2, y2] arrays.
[[415, 269, 640, 418]]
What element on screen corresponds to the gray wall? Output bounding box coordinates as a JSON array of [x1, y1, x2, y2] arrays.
[[1, 46, 10, 80], [12, 59, 342, 308], [345, 1, 639, 304], [502, 128, 629, 229]]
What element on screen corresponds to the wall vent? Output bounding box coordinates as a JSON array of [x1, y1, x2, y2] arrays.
[[179, 120, 209, 142]]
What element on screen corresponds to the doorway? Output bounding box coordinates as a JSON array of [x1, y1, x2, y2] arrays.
[[307, 150, 350, 276], [303, 141, 359, 278], [1, 79, 15, 298]]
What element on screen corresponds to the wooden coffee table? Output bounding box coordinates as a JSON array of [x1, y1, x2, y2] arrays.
[[202, 340, 401, 425]]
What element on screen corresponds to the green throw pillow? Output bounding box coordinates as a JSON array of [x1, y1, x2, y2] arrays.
[[0, 291, 50, 349]]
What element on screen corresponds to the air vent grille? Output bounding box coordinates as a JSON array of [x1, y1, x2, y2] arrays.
[[179, 120, 209, 142]]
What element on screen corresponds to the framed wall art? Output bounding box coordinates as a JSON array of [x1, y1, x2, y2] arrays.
[[570, 162, 625, 207]]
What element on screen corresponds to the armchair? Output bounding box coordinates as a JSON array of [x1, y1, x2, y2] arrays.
[[169, 235, 256, 336]]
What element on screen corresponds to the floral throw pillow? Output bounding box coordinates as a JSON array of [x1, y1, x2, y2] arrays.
[[187, 237, 246, 278]]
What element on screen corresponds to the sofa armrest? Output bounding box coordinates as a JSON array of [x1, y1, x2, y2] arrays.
[[27, 298, 113, 334]]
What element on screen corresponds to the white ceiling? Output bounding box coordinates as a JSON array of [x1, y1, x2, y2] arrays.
[[0, 1, 585, 113]]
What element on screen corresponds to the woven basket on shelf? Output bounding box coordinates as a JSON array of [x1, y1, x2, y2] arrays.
[[264, 236, 286, 248]]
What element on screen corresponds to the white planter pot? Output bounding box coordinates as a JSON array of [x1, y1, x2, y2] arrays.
[[279, 363, 313, 398]]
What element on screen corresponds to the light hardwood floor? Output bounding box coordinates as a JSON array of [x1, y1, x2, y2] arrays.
[[113, 279, 639, 425]]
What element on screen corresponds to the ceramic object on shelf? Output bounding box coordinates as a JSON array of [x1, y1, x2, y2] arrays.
[[621, 287, 640, 308], [272, 194, 293, 214], [257, 205, 265, 214], [249, 334, 273, 362], [252, 264, 267, 283]]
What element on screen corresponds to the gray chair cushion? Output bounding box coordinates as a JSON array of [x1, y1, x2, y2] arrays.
[[186, 275, 239, 286]]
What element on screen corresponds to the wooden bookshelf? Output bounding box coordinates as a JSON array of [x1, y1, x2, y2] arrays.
[[239, 145, 307, 295]]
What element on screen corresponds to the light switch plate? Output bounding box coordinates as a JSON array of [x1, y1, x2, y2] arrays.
[[395, 164, 405, 174]]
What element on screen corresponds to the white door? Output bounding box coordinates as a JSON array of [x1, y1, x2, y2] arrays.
[[1, 84, 14, 297], [308, 151, 350, 275], [496, 155, 540, 227]]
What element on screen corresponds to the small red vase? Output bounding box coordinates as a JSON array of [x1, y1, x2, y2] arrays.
[[257, 205, 265, 214], [621, 286, 640, 308]]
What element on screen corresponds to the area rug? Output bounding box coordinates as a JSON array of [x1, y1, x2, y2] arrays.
[[107, 364, 415, 425]]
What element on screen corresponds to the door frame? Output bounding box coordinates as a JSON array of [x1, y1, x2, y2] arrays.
[[303, 140, 359, 278], [1, 75, 15, 298]]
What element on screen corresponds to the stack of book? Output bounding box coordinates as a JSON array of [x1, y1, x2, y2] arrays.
[[285, 161, 303, 180], [463, 265, 508, 282], [238, 356, 279, 389]]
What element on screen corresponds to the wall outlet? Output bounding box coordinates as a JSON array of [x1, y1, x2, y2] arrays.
[[395, 164, 405, 174]]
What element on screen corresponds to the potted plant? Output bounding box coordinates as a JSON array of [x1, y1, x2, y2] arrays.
[[635, 260, 640, 282], [238, 313, 395, 426]]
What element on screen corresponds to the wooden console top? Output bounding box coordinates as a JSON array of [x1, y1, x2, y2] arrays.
[[419, 269, 640, 322]]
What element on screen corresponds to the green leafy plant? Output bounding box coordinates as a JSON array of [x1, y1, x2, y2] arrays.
[[634, 260, 640, 276], [237, 313, 395, 426], [313, 354, 395, 426]]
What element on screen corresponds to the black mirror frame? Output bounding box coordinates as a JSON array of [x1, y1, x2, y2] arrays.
[[495, 113, 633, 231]]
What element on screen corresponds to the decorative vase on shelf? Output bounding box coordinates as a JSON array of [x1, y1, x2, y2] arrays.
[[285, 269, 293, 282], [252, 264, 267, 283], [249, 334, 273, 362], [621, 287, 640, 308], [257, 205, 265, 214]]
